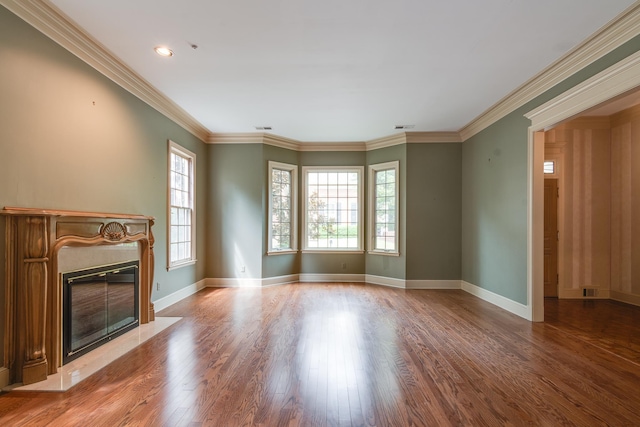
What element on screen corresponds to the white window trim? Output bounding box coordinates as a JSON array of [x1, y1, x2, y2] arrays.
[[268, 161, 298, 255], [302, 166, 364, 253], [167, 140, 197, 270], [368, 161, 400, 256]]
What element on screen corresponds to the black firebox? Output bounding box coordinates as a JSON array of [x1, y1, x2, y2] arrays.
[[62, 260, 139, 364]]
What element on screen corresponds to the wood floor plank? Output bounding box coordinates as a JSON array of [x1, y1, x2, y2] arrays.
[[2, 284, 640, 426]]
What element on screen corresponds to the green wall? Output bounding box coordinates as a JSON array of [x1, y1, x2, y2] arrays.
[[262, 144, 300, 278], [205, 142, 462, 282], [0, 5, 207, 301], [462, 115, 529, 302], [462, 34, 640, 305], [206, 144, 264, 279], [407, 143, 462, 281], [366, 144, 407, 279]]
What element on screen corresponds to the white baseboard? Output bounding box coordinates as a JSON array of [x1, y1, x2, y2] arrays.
[[150, 275, 539, 323], [461, 281, 531, 320], [207, 277, 263, 288], [0, 367, 9, 389], [299, 273, 366, 283], [365, 274, 406, 288], [406, 280, 462, 290], [262, 274, 300, 287], [611, 290, 640, 307], [152, 279, 208, 313], [207, 275, 300, 288]]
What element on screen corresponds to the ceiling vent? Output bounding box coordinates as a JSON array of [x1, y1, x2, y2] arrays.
[[255, 126, 272, 131], [394, 125, 414, 130]]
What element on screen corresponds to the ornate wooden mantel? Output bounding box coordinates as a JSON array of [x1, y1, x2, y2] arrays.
[[1, 207, 155, 385]]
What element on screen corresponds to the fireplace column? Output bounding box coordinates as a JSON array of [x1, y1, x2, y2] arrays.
[[17, 215, 49, 384]]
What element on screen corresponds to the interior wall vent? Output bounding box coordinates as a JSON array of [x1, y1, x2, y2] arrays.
[[394, 125, 415, 130], [582, 288, 598, 297], [255, 126, 272, 131]]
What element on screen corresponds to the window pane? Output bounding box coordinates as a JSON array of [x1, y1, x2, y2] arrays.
[[305, 169, 360, 250], [168, 144, 195, 265], [269, 163, 296, 251], [372, 166, 398, 252]]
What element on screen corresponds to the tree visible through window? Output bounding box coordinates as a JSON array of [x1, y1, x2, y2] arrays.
[[370, 161, 399, 254], [303, 167, 363, 251], [269, 162, 297, 253]]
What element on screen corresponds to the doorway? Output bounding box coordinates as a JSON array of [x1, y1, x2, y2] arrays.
[[543, 178, 558, 298], [526, 51, 640, 322]]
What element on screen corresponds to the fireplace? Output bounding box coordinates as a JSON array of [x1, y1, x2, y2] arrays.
[[62, 261, 139, 364], [1, 207, 155, 386]]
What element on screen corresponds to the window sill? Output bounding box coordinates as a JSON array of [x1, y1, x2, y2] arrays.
[[167, 259, 197, 271], [367, 250, 400, 257], [302, 250, 365, 254], [267, 250, 298, 256]]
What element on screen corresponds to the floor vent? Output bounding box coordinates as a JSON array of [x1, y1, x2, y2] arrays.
[[582, 288, 598, 297]]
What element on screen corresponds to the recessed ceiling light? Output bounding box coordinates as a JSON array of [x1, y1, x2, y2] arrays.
[[154, 46, 173, 57]]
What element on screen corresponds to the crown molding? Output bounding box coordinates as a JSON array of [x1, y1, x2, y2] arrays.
[[207, 132, 301, 150], [210, 131, 463, 150], [208, 133, 367, 151], [525, 50, 640, 131], [298, 142, 367, 151], [209, 131, 464, 150], [459, 2, 640, 141], [365, 133, 407, 150], [364, 131, 462, 150], [0, 0, 210, 142], [208, 133, 266, 144], [405, 132, 462, 143], [263, 134, 302, 150]]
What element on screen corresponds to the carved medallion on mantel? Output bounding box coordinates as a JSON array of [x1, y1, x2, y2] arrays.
[[1, 207, 156, 386]]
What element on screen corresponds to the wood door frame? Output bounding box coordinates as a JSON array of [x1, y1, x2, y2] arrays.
[[544, 147, 565, 298], [526, 51, 640, 322]]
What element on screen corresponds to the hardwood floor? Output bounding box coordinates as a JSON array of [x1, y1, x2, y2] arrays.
[[1, 284, 639, 426], [544, 298, 640, 364]]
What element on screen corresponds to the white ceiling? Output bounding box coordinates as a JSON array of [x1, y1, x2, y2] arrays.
[[48, 0, 637, 142]]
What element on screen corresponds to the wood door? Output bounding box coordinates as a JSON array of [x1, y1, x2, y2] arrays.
[[544, 179, 559, 297]]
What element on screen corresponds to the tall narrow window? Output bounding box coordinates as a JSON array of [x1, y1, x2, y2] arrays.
[[168, 140, 196, 269], [303, 166, 363, 252], [369, 161, 399, 254], [268, 161, 297, 253]]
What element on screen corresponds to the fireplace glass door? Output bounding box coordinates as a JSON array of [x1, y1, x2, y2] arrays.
[[63, 261, 139, 364]]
